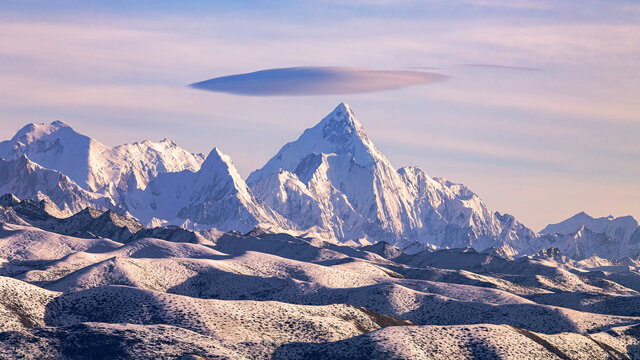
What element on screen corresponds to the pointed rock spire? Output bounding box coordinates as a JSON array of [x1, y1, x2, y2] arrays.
[[247, 102, 388, 186]]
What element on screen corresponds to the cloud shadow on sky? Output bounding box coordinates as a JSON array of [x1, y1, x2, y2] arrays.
[[190, 66, 447, 96]]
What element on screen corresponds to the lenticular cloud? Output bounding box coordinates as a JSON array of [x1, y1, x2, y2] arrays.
[[190, 66, 447, 96]]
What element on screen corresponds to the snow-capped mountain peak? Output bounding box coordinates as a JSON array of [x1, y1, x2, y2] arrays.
[[3, 120, 73, 147], [246, 102, 539, 251], [0, 121, 205, 199], [201, 147, 233, 170], [0, 121, 99, 191], [247, 103, 387, 186], [542, 211, 639, 243], [190, 147, 253, 204], [125, 147, 289, 232], [318, 102, 365, 145], [310, 102, 387, 166]]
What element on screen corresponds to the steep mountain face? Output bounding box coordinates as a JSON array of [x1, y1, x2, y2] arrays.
[[0, 156, 116, 216], [541, 212, 640, 260], [247, 103, 540, 251], [0, 121, 205, 199], [542, 212, 639, 242], [126, 148, 290, 232], [552, 226, 624, 260]]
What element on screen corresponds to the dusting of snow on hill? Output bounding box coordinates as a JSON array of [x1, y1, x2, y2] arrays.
[[2, 212, 640, 358]]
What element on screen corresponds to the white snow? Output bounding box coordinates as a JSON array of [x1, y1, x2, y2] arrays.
[[3, 107, 638, 260], [0, 120, 204, 200]]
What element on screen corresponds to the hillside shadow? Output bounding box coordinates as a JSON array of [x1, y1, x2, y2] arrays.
[[467, 339, 508, 360], [270, 332, 505, 360], [43, 286, 172, 328], [624, 325, 640, 359], [527, 292, 640, 317], [211, 233, 380, 264], [166, 268, 603, 335], [271, 340, 376, 360], [166, 267, 317, 302], [400, 296, 585, 335], [0, 323, 222, 360], [0, 226, 23, 238], [0, 324, 136, 360], [0, 259, 54, 276]]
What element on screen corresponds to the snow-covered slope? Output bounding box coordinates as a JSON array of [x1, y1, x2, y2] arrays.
[[126, 148, 290, 232], [247, 103, 542, 252], [0, 121, 205, 199], [0, 222, 122, 277], [542, 212, 639, 242], [542, 212, 640, 260], [0, 156, 116, 216], [0, 276, 58, 331]]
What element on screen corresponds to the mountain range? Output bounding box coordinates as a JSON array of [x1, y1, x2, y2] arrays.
[[0, 103, 637, 260], [2, 104, 640, 359]]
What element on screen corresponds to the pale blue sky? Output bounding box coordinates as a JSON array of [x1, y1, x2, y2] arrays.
[[1, 0, 639, 230]]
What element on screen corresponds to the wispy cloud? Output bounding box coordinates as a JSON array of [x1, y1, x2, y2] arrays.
[[459, 0, 552, 10], [190, 67, 446, 96], [459, 64, 541, 71]]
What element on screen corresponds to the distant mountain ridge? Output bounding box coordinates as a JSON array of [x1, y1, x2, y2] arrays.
[[541, 211, 640, 260], [0, 104, 636, 259], [542, 211, 640, 243]]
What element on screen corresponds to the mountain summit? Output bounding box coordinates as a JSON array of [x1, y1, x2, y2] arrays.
[[0, 121, 205, 200], [126, 147, 290, 232], [247, 103, 386, 185], [248, 103, 540, 252], [0, 121, 96, 192], [0, 155, 116, 216]]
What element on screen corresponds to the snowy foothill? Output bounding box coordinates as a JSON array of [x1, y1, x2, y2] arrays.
[[1, 200, 640, 358]]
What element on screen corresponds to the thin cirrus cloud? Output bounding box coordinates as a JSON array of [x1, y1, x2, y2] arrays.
[[460, 64, 541, 71], [189, 66, 447, 96]]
